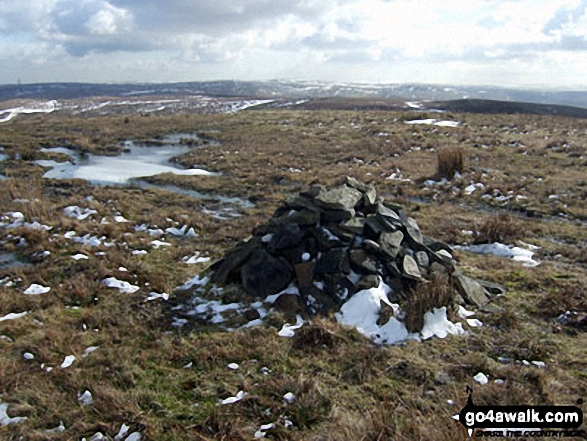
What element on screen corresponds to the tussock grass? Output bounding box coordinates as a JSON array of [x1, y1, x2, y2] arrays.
[[404, 275, 454, 333], [436, 145, 465, 179], [476, 213, 521, 244]]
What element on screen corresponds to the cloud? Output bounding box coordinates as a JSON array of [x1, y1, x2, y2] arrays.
[[2, 0, 587, 87]]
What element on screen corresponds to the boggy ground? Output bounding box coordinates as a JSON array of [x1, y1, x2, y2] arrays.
[[0, 107, 586, 440]]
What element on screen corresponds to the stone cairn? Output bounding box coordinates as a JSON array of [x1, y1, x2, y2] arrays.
[[208, 177, 502, 325]]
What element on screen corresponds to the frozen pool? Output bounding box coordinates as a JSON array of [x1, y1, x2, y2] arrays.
[[36, 140, 218, 186]]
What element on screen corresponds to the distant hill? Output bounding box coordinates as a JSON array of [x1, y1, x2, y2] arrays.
[[424, 98, 587, 118], [1, 80, 587, 109]]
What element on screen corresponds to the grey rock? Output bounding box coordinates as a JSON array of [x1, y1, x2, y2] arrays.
[[344, 176, 372, 193], [294, 262, 315, 288], [349, 249, 379, 274], [244, 308, 261, 321], [379, 231, 404, 258], [313, 227, 342, 251], [241, 250, 293, 298], [356, 275, 380, 291], [423, 237, 454, 254], [278, 244, 307, 265], [315, 248, 350, 274], [285, 194, 320, 212], [377, 298, 396, 326], [321, 208, 355, 223], [268, 223, 304, 252], [363, 239, 381, 253], [273, 293, 301, 316], [301, 285, 338, 314], [415, 251, 430, 268], [477, 279, 507, 295], [455, 274, 490, 307], [328, 226, 355, 243], [364, 216, 386, 239], [315, 186, 363, 210], [402, 255, 422, 280], [363, 187, 377, 207], [210, 239, 261, 285], [375, 213, 401, 232], [376, 203, 401, 221], [403, 217, 423, 244], [300, 185, 324, 198], [276, 209, 320, 226], [340, 217, 365, 234]]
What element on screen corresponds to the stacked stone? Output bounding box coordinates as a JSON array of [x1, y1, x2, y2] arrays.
[[208, 177, 499, 315]]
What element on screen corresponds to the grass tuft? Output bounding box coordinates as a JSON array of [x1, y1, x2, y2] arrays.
[[436, 146, 465, 179]]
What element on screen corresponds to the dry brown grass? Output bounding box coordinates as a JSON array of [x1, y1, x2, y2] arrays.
[[0, 107, 586, 441], [404, 275, 454, 333], [436, 145, 465, 179], [476, 214, 521, 244]]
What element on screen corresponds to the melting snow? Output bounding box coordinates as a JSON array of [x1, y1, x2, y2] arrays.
[[474, 372, 489, 385], [145, 292, 169, 301], [83, 346, 99, 357], [0, 402, 27, 425], [179, 274, 209, 291], [78, 390, 94, 406], [254, 423, 275, 438], [457, 305, 475, 318], [278, 315, 305, 337], [405, 119, 459, 127], [0, 100, 58, 123], [184, 252, 210, 264], [60, 355, 75, 368], [23, 284, 51, 295], [0, 311, 28, 322], [283, 392, 295, 404], [72, 254, 89, 260], [103, 277, 139, 293], [228, 363, 239, 370], [151, 240, 171, 248], [421, 307, 464, 339], [456, 242, 540, 267], [166, 225, 198, 237], [467, 318, 483, 327], [63, 206, 97, 220], [336, 279, 408, 345], [45, 420, 65, 434], [221, 390, 247, 405]]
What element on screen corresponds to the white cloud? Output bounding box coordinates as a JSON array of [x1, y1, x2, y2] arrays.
[[86, 3, 133, 35], [1, 0, 587, 87]]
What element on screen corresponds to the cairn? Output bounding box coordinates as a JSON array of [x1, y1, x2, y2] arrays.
[[207, 177, 502, 325]]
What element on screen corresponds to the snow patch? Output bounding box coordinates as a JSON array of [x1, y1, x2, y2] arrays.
[[335, 279, 408, 345], [103, 277, 139, 293], [456, 242, 540, 267], [421, 307, 464, 339]]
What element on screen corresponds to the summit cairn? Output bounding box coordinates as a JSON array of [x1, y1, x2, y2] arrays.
[[206, 177, 500, 332]]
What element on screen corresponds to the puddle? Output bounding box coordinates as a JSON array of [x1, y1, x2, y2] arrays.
[[0, 252, 32, 270], [131, 179, 254, 218], [35, 134, 252, 218], [36, 141, 218, 186]]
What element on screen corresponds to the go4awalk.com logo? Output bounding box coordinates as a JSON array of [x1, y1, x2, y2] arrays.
[[453, 386, 585, 438]]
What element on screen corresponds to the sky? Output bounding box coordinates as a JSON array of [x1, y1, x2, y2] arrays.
[[1, 0, 587, 88]]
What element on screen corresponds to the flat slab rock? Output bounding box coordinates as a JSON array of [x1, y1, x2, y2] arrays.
[[314, 187, 363, 210]]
